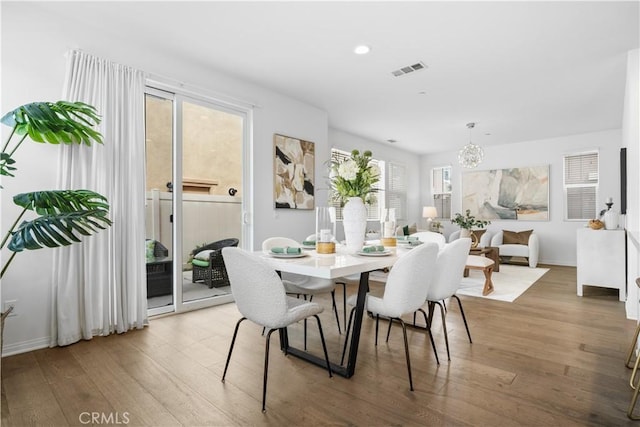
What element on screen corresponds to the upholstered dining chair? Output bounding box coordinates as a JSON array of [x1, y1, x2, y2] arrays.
[[410, 231, 447, 249], [423, 238, 473, 361], [340, 242, 440, 391], [262, 237, 342, 336], [221, 247, 332, 412]]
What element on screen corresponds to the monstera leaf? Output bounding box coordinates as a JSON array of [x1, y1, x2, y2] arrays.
[[5, 190, 111, 252], [0, 101, 102, 179], [0, 101, 102, 146]]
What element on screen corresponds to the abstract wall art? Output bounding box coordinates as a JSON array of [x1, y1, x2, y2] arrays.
[[274, 134, 315, 209], [462, 165, 549, 221]]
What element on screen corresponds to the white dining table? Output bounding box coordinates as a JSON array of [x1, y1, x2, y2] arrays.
[[256, 245, 402, 378]]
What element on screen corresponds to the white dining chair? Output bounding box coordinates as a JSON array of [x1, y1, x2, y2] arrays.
[[221, 247, 332, 412], [262, 237, 342, 337], [340, 242, 440, 391], [410, 231, 447, 249], [423, 238, 473, 361]]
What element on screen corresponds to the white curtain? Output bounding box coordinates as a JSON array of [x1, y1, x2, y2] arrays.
[[50, 50, 147, 346]]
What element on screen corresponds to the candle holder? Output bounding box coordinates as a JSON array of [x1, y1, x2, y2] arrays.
[[380, 208, 397, 247], [316, 206, 336, 254]]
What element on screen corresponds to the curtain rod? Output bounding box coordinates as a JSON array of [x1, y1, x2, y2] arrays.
[[65, 49, 259, 109], [146, 73, 260, 110]]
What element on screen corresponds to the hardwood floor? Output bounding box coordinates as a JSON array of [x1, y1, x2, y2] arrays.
[[2, 265, 638, 426]]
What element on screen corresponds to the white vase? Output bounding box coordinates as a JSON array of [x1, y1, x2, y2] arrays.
[[603, 210, 619, 230], [343, 197, 367, 252]]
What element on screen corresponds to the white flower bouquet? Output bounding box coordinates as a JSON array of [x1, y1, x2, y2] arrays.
[[329, 149, 380, 204]]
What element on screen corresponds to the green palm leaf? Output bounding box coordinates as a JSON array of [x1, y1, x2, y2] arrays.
[[1, 101, 102, 146], [7, 189, 111, 252], [8, 209, 112, 252], [13, 189, 109, 215]]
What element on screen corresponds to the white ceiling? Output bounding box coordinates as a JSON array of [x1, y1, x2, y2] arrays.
[[12, 1, 640, 155]]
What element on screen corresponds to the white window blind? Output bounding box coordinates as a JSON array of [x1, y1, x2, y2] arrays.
[[330, 148, 382, 221], [564, 152, 598, 220], [432, 166, 452, 219], [387, 162, 407, 221]]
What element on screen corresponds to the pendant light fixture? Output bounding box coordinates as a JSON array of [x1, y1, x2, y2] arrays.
[[458, 122, 484, 169]]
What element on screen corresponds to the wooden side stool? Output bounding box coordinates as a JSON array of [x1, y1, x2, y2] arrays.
[[465, 255, 495, 296]]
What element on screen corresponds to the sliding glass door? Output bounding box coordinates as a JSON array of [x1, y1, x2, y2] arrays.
[[145, 87, 249, 315]]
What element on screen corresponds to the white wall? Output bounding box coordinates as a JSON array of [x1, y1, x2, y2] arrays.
[[0, 3, 329, 354], [623, 49, 640, 319], [421, 129, 622, 266]]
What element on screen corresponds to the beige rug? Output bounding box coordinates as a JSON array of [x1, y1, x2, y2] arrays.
[[457, 264, 549, 302]]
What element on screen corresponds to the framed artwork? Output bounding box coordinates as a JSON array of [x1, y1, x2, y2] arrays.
[[274, 134, 315, 209], [462, 165, 549, 220]]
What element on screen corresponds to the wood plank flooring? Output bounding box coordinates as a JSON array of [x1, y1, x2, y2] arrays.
[[2, 265, 639, 426]]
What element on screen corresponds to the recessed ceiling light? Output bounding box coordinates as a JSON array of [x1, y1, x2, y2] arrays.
[[418, 90, 427, 95], [354, 45, 371, 55]]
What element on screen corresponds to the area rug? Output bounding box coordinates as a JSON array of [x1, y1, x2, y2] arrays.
[[457, 264, 549, 302]]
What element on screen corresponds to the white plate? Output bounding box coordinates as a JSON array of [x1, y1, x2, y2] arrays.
[[357, 250, 392, 257], [269, 252, 307, 258], [301, 245, 316, 250]]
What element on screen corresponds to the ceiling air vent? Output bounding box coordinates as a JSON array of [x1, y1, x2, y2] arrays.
[[391, 61, 427, 77]]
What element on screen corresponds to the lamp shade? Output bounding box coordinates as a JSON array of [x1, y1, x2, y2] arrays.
[[422, 206, 438, 219]]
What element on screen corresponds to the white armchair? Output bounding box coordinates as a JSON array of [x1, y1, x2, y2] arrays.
[[490, 230, 539, 268]]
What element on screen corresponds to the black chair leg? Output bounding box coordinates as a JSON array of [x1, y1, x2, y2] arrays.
[[262, 328, 277, 412], [312, 314, 333, 378], [375, 314, 380, 346], [398, 318, 414, 391], [385, 317, 393, 343], [434, 301, 450, 361], [452, 294, 472, 343], [222, 317, 247, 382], [418, 307, 440, 365]]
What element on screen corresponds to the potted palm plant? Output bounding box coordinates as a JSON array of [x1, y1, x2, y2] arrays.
[[451, 209, 490, 247], [0, 101, 112, 345]]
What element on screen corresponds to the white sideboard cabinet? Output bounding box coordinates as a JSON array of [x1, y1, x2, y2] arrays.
[[576, 228, 626, 301]]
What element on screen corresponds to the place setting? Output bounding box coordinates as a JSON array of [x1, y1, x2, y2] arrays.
[[267, 246, 308, 258], [356, 244, 392, 257]]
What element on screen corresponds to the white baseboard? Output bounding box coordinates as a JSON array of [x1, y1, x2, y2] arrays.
[[2, 336, 50, 357]]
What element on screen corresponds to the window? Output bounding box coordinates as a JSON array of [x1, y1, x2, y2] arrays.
[[330, 148, 383, 220], [564, 151, 598, 220], [387, 162, 407, 221], [432, 166, 452, 219]]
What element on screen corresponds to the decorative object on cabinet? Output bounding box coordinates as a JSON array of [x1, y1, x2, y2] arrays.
[[599, 197, 620, 230], [588, 219, 605, 230]]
